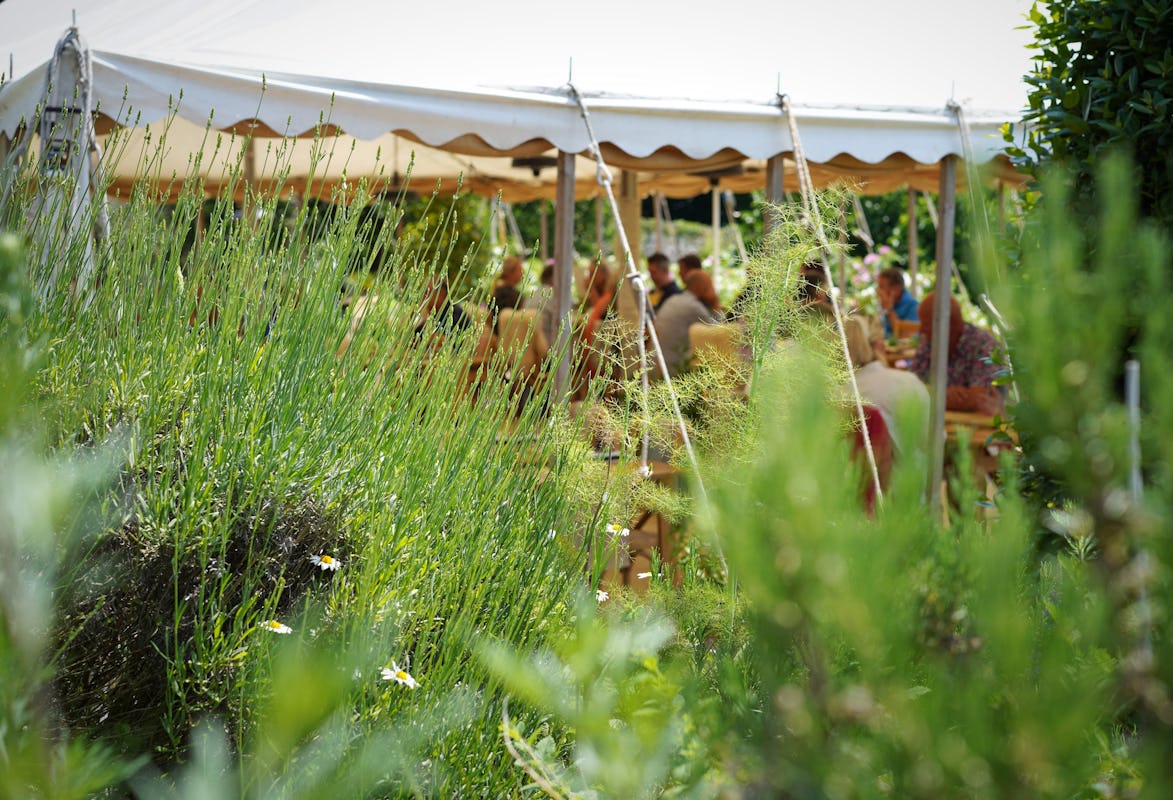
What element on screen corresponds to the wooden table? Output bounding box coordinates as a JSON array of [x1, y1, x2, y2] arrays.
[[942, 410, 1017, 511], [884, 340, 919, 369], [944, 410, 1008, 442], [622, 460, 679, 586]]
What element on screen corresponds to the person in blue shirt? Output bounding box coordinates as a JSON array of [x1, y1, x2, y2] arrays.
[[876, 267, 919, 338]]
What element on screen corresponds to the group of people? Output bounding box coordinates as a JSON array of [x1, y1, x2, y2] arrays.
[[405, 249, 1006, 451], [454, 248, 1006, 511], [566, 251, 721, 386], [644, 252, 723, 377], [637, 254, 1006, 457], [844, 270, 1004, 452]]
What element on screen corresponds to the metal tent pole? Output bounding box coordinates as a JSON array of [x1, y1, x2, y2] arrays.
[[907, 188, 919, 298], [654, 192, 664, 253], [927, 155, 958, 517], [553, 153, 575, 400], [764, 154, 785, 241], [710, 182, 720, 292], [723, 190, 748, 265]]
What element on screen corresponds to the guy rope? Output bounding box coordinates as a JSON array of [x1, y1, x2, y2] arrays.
[[779, 95, 884, 506], [566, 82, 727, 573]]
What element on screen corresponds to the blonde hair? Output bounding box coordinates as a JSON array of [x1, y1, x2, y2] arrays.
[[844, 316, 877, 367]]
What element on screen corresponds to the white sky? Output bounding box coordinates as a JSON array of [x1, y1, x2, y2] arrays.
[[4, 0, 1036, 111]]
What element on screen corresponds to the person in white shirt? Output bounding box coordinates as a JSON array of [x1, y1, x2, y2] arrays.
[[653, 270, 722, 377], [844, 315, 929, 455]]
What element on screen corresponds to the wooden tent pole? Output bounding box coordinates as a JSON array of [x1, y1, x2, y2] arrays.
[[595, 195, 604, 257], [617, 170, 641, 270], [927, 155, 957, 518], [553, 152, 576, 401]]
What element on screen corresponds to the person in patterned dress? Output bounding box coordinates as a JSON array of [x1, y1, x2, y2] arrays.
[[909, 292, 1005, 415]]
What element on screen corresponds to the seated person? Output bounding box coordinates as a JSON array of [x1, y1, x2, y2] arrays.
[[844, 316, 929, 455], [676, 253, 703, 285], [491, 255, 525, 313], [797, 264, 834, 317], [876, 267, 919, 339], [581, 260, 615, 346], [674, 253, 724, 314], [653, 270, 722, 377], [414, 278, 470, 340], [570, 261, 619, 393], [849, 403, 894, 515], [524, 263, 558, 349], [908, 292, 1005, 415], [646, 252, 681, 311]]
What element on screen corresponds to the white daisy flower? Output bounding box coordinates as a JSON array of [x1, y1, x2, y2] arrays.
[[381, 661, 420, 689], [262, 620, 292, 634], [604, 523, 630, 539], [596, 589, 609, 602], [310, 553, 341, 571]]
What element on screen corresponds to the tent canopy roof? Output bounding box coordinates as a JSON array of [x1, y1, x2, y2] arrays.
[[0, 0, 1034, 198]]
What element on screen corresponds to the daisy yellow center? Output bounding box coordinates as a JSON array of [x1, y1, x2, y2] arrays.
[[320, 555, 335, 565], [397, 670, 409, 681]]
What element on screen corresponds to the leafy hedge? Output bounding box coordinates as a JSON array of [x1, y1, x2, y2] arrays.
[[1009, 0, 1173, 229]]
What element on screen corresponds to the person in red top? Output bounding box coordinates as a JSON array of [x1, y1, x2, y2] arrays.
[[909, 292, 1005, 415], [581, 260, 615, 346]]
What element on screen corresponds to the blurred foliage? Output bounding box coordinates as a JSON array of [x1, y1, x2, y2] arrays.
[[0, 233, 144, 798], [473, 156, 1173, 798], [506, 197, 619, 264]]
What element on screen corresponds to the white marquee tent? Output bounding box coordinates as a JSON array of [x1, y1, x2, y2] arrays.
[[1, 0, 1033, 202]]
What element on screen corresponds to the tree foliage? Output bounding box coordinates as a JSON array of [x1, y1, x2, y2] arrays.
[[1008, 0, 1173, 229]]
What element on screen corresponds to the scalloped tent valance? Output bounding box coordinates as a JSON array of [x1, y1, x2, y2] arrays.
[[0, 0, 1033, 199]]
